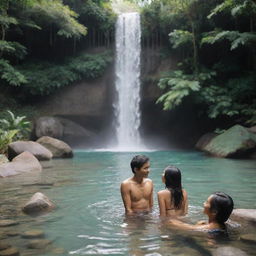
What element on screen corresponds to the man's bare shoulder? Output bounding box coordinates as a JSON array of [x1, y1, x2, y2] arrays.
[[144, 178, 153, 184], [120, 178, 133, 189], [121, 177, 133, 185]]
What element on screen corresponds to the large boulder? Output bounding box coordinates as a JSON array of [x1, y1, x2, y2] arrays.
[[22, 192, 55, 215], [36, 136, 73, 158], [34, 116, 95, 144], [230, 209, 256, 224], [8, 141, 53, 161], [203, 125, 256, 158], [248, 126, 256, 134], [195, 132, 217, 151], [35, 117, 64, 139], [0, 151, 42, 178]]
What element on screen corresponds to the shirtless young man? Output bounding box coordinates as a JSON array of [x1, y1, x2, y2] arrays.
[[120, 155, 153, 215]]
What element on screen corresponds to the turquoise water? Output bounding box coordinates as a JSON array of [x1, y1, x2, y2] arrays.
[[0, 150, 256, 255]]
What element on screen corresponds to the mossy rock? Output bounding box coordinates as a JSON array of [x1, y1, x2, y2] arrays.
[[204, 125, 256, 158], [0, 155, 9, 164]]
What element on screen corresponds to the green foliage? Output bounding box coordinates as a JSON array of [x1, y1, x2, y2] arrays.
[[201, 30, 256, 50], [0, 110, 31, 141], [157, 70, 200, 110], [0, 129, 18, 154], [19, 51, 112, 95], [169, 29, 193, 48], [208, 0, 256, 18], [63, 0, 116, 37], [26, 0, 87, 38], [0, 41, 27, 59], [0, 59, 27, 86]]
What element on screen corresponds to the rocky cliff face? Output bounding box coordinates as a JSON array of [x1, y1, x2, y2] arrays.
[[36, 47, 203, 149], [37, 61, 115, 146]]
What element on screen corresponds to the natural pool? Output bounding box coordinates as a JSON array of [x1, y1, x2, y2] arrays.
[[0, 150, 256, 255]]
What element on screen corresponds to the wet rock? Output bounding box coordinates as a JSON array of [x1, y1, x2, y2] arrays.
[[0, 241, 10, 250], [22, 182, 54, 187], [0, 220, 19, 227], [231, 209, 256, 224], [21, 230, 45, 239], [204, 125, 256, 158], [8, 141, 53, 161], [5, 231, 20, 237], [0, 155, 8, 164], [22, 192, 55, 215], [27, 239, 52, 249], [248, 126, 256, 133], [212, 246, 248, 256], [0, 152, 42, 178], [195, 132, 217, 151], [0, 247, 19, 256], [0, 233, 7, 240], [37, 136, 73, 158], [51, 247, 66, 254], [240, 234, 256, 244]]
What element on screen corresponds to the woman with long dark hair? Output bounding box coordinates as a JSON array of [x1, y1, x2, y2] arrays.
[[168, 192, 234, 233], [157, 166, 188, 217]]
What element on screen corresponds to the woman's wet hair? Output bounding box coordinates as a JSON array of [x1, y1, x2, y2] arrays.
[[164, 166, 183, 209], [130, 155, 149, 173], [210, 192, 234, 224]]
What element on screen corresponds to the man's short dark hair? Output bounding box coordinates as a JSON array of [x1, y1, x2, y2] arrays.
[[210, 192, 234, 224], [130, 155, 149, 173]]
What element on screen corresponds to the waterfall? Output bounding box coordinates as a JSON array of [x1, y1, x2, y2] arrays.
[[114, 12, 143, 150]]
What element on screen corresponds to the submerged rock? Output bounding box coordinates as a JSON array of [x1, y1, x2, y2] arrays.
[[36, 136, 73, 158], [231, 209, 256, 224], [0, 152, 42, 178], [4, 231, 20, 237], [204, 125, 256, 158], [22, 192, 55, 215], [0, 220, 19, 227], [240, 234, 256, 244], [212, 246, 248, 256], [0, 247, 19, 256], [0, 242, 10, 250], [26, 239, 52, 249], [21, 230, 45, 239], [8, 141, 53, 161]]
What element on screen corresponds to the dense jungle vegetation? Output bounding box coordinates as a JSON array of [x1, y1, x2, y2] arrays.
[[0, 0, 115, 113], [0, 0, 255, 148], [141, 0, 256, 127]]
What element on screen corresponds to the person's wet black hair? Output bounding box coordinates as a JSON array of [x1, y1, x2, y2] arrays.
[[164, 166, 183, 209], [130, 155, 149, 173], [210, 192, 234, 224]]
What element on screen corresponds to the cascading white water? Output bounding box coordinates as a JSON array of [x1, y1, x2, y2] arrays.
[[114, 12, 143, 150]]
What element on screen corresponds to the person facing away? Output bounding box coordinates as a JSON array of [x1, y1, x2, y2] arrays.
[[168, 192, 234, 233], [120, 155, 153, 215], [157, 166, 188, 217]]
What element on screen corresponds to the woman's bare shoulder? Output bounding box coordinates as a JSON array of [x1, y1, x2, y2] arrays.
[[157, 189, 170, 196]]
